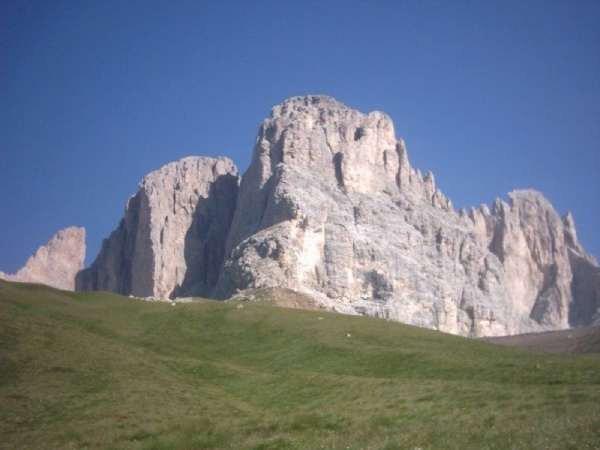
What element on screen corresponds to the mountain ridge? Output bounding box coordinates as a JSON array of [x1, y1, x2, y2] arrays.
[[3, 96, 599, 337]]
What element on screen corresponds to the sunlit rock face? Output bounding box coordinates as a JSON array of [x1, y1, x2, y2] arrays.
[[1, 227, 85, 291], [213, 95, 599, 337], [76, 157, 239, 299]]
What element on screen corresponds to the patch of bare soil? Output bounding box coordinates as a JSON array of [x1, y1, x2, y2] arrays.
[[259, 287, 332, 312], [232, 287, 332, 312], [482, 326, 600, 354]]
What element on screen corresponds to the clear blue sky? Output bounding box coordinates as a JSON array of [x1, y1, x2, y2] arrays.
[[1, 0, 599, 273]]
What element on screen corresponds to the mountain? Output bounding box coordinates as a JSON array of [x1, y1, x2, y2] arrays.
[[0, 227, 85, 291], [212, 96, 599, 336], [9, 96, 597, 337]]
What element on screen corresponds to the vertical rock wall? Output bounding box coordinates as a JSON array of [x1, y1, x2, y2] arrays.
[[76, 157, 239, 299]]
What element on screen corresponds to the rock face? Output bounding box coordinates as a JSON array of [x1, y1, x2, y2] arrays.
[[468, 191, 595, 330], [0, 227, 85, 291], [213, 95, 600, 336], [76, 156, 239, 299]]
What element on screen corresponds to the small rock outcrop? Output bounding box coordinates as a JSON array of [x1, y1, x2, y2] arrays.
[[0, 227, 85, 291], [213, 95, 600, 336], [76, 156, 239, 299]]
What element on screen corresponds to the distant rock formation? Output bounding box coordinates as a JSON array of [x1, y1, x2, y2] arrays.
[[76, 156, 239, 299], [0, 227, 85, 291], [467, 190, 596, 330], [73, 95, 599, 337]]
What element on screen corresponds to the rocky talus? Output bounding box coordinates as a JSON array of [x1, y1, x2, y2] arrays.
[[76, 156, 239, 299], [0, 227, 85, 291], [213, 95, 599, 336]]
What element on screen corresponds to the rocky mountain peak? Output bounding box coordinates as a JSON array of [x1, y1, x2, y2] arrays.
[[258, 95, 397, 192], [223, 96, 452, 261], [271, 95, 350, 118], [214, 96, 599, 336], [0, 227, 85, 290], [77, 156, 239, 299]]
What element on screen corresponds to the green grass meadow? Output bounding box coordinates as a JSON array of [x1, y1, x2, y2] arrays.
[[1, 280, 599, 449]]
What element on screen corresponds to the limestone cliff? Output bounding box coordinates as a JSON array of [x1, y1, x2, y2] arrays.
[[0, 227, 85, 291], [213, 95, 599, 336], [76, 156, 239, 299]]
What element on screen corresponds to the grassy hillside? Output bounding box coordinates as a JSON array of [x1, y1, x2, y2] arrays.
[[1, 280, 599, 449]]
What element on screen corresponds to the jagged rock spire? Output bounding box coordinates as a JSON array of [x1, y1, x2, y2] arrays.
[[0, 227, 85, 291]]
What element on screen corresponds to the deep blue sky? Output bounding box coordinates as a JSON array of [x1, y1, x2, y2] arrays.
[[1, 1, 599, 273]]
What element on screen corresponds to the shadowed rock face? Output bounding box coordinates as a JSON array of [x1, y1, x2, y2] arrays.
[[76, 157, 239, 299], [0, 227, 85, 291], [213, 95, 599, 336], [569, 251, 600, 326]]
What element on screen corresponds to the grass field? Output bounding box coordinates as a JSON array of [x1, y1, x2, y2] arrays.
[[1, 280, 599, 449]]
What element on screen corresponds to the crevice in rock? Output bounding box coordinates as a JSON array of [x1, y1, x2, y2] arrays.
[[333, 152, 345, 188], [354, 127, 364, 141]]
